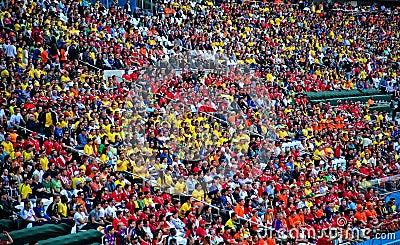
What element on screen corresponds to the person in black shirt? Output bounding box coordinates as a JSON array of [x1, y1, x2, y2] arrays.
[[135, 220, 146, 242], [31, 174, 48, 199], [46, 195, 61, 222], [82, 178, 94, 202]]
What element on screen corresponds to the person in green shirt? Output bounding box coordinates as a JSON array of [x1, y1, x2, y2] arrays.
[[52, 172, 63, 194], [42, 172, 54, 197]]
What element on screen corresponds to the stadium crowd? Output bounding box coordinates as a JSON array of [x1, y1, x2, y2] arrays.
[[0, 0, 400, 245]]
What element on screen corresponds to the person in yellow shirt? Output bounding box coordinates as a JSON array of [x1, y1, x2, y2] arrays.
[[19, 177, 32, 200], [114, 174, 126, 188], [157, 170, 173, 189], [174, 176, 187, 194], [179, 198, 193, 219], [192, 183, 205, 201], [72, 171, 85, 190], [39, 151, 49, 171], [84, 139, 95, 156], [133, 160, 149, 178], [116, 153, 128, 172], [58, 195, 69, 218], [143, 191, 153, 206], [43, 107, 56, 137], [1, 134, 13, 154], [22, 145, 34, 161]]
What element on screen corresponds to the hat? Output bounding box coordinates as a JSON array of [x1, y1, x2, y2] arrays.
[[60, 150, 67, 155], [199, 220, 207, 225], [15, 152, 23, 158], [76, 180, 82, 186], [250, 195, 257, 199], [85, 177, 92, 182], [92, 167, 98, 171]]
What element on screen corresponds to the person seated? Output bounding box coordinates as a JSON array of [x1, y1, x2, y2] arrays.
[[20, 200, 46, 228], [88, 202, 105, 229], [74, 203, 89, 231], [33, 198, 51, 222], [46, 194, 62, 222]]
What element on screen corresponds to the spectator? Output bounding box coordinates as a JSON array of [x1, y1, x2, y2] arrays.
[[74, 204, 88, 232]]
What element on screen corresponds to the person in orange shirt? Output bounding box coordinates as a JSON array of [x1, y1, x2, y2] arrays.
[[76, 190, 88, 214], [265, 230, 277, 245], [234, 199, 245, 218], [288, 210, 304, 229], [278, 188, 289, 205], [287, 210, 298, 229], [297, 208, 305, 224], [354, 205, 367, 224], [250, 210, 260, 231], [365, 202, 377, 219], [316, 207, 324, 219]]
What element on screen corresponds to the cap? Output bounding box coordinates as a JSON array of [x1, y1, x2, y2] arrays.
[[85, 177, 92, 182], [15, 152, 23, 158], [250, 195, 257, 199], [76, 180, 82, 186], [92, 167, 98, 171], [199, 220, 206, 225]]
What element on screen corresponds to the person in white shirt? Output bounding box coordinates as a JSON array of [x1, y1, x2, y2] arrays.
[[3, 40, 17, 58], [20, 200, 46, 228], [74, 204, 88, 231], [105, 198, 117, 220], [7, 107, 25, 129]]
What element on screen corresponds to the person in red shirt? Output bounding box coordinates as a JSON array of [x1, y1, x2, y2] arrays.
[[111, 184, 124, 203], [125, 193, 136, 214], [195, 219, 207, 237], [148, 214, 161, 233], [112, 210, 128, 230], [153, 189, 164, 205]]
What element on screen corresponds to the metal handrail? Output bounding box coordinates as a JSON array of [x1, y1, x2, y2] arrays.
[[79, 60, 102, 71]]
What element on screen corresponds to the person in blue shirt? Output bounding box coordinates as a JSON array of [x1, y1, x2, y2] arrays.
[[116, 222, 128, 245], [266, 181, 275, 196], [76, 129, 88, 150], [104, 225, 116, 245], [271, 213, 284, 232], [33, 198, 51, 222]]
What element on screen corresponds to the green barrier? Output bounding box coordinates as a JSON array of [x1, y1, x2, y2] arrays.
[[0, 220, 13, 232], [305, 90, 364, 100], [361, 88, 382, 95], [371, 94, 391, 101], [38, 229, 103, 245], [0, 219, 26, 232], [0, 223, 72, 244]]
